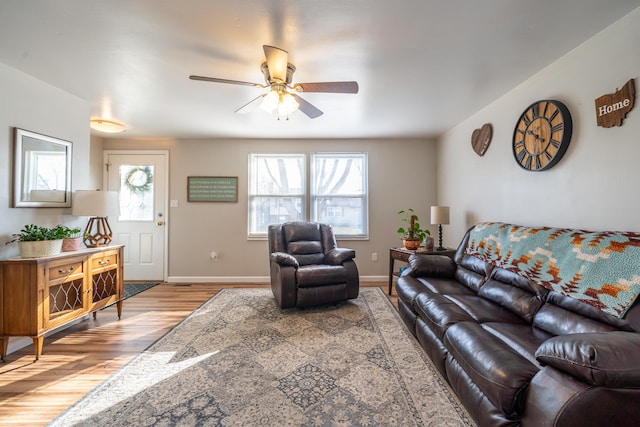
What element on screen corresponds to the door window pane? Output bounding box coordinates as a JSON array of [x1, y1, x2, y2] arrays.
[[118, 165, 154, 221]]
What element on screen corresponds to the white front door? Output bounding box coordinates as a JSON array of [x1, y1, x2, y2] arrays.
[[104, 151, 168, 281]]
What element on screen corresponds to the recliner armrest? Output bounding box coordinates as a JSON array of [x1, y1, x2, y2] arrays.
[[324, 248, 356, 265], [270, 252, 299, 268], [535, 331, 640, 388], [408, 254, 457, 278]]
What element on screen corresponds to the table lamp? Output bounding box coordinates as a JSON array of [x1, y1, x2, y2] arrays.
[[430, 206, 450, 251], [72, 190, 120, 247]]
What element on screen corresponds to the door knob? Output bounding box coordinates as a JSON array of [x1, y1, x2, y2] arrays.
[[156, 221, 165, 226]]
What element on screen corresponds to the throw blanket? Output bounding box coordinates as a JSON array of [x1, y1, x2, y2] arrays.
[[466, 222, 640, 318]]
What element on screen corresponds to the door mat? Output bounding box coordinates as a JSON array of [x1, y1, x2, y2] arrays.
[[123, 282, 160, 300]]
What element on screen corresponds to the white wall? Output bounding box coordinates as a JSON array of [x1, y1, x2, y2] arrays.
[[437, 8, 640, 247], [103, 137, 438, 280], [0, 63, 90, 259]]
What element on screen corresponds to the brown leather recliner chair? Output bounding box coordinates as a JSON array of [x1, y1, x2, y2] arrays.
[[268, 221, 359, 308]]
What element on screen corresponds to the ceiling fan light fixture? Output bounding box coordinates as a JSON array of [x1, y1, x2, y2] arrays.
[[90, 118, 126, 133], [281, 92, 299, 114], [260, 87, 300, 120], [260, 89, 280, 113]]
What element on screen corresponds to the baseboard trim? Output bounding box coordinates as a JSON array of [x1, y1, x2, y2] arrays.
[[167, 275, 387, 283]]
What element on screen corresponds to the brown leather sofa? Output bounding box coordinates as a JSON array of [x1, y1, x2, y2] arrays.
[[268, 221, 359, 308], [396, 225, 640, 427]]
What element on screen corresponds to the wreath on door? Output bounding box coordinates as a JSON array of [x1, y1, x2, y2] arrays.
[[124, 166, 153, 194]]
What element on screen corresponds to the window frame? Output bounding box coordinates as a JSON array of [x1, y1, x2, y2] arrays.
[[310, 152, 369, 240], [248, 152, 369, 240], [247, 153, 306, 239]]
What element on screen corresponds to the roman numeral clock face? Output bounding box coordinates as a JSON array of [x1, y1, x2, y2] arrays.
[[512, 100, 573, 171]]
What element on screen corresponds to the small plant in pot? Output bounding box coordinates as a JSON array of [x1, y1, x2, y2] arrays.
[[58, 225, 83, 252], [6, 224, 65, 258], [397, 209, 431, 250]]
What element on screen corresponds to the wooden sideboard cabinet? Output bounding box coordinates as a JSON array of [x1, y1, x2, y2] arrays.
[[0, 245, 124, 360]]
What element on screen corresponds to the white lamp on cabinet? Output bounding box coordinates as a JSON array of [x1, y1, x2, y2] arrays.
[[72, 190, 120, 247]]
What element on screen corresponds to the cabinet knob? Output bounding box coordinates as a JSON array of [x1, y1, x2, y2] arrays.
[[58, 266, 76, 274], [98, 259, 111, 265]]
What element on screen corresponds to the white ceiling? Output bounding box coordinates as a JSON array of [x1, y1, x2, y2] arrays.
[[1, 0, 639, 140]]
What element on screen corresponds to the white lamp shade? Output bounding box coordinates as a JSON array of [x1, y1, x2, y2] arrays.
[[72, 190, 120, 217], [431, 206, 450, 225]]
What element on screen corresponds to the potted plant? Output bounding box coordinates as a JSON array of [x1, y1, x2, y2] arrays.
[[58, 225, 83, 252], [397, 209, 431, 251], [6, 224, 65, 258]]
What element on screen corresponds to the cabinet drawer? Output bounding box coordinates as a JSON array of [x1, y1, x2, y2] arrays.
[[49, 262, 84, 281], [91, 251, 119, 270]]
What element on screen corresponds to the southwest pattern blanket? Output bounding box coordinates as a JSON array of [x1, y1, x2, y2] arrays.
[[466, 222, 640, 318]]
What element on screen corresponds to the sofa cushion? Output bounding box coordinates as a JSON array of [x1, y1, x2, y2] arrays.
[[535, 331, 640, 388], [533, 303, 619, 336], [453, 255, 493, 292], [546, 291, 635, 332], [417, 276, 477, 296], [415, 291, 475, 340], [296, 265, 347, 287], [478, 279, 545, 324], [444, 321, 539, 416], [482, 322, 552, 367], [445, 294, 525, 324]]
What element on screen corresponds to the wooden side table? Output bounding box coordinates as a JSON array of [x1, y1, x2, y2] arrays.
[[388, 247, 457, 295]]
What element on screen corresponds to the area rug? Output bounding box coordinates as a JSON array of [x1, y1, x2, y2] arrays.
[[123, 282, 160, 300], [49, 288, 474, 426]]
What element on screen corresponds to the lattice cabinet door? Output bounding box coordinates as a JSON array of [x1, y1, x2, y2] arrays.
[[89, 247, 124, 318], [45, 256, 87, 330]]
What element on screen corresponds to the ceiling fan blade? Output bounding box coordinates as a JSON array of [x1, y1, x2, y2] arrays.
[[263, 45, 289, 83], [234, 94, 265, 114], [294, 81, 359, 94], [292, 94, 323, 119], [189, 75, 265, 88]]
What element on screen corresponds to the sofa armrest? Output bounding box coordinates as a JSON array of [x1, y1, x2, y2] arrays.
[[270, 252, 299, 268], [408, 254, 457, 278], [535, 331, 640, 388], [324, 248, 355, 265]]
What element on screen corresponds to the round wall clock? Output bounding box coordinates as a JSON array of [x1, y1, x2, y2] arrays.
[[512, 100, 572, 171]]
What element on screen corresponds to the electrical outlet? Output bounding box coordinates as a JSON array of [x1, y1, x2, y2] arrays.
[[210, 251, 218, 261], [371, 252, 378, 262]]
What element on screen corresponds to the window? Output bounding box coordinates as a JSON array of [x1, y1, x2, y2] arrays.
[[311, 153, 368, 238], [248, 154, 306, 236], [248, 152, 368, 239]]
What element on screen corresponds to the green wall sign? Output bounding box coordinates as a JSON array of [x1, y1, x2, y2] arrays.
[[187, 176, 238, 202]]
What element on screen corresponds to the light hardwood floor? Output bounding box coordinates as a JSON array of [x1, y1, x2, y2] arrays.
[[0, 282, 396, 426]]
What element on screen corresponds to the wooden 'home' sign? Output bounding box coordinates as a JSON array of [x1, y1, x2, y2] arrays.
[[594, 79, 635, 128]]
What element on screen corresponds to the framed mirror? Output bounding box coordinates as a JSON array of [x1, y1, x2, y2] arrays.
[[13, 128, 72, 208]]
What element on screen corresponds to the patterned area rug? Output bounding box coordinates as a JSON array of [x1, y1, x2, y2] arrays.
[[49, 288, 474, 426]]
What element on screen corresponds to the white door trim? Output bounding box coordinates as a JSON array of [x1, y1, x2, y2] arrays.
[[103, 150, 170, 281]]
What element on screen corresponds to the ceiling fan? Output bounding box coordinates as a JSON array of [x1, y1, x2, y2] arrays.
[[189, 45, 359, 120]]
